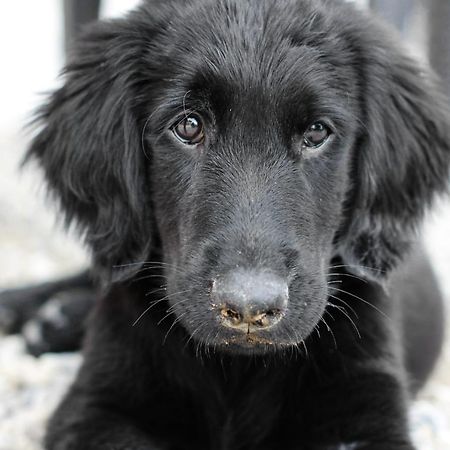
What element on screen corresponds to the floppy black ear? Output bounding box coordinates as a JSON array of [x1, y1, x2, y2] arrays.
[[27, 17, 157, 284], [339, 28, 450, 280]]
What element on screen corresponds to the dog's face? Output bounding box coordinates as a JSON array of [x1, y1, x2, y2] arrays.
[[28, 0, 450, 353], [147, 2, 358, 350]]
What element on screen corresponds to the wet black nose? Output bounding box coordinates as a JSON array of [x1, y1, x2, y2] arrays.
[[211, 270, 288, 331]]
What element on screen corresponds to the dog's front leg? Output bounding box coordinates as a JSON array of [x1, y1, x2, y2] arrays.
[[45, 389, 168, 450], [301, 369, 415, 450], [299, 279, 416, 450]]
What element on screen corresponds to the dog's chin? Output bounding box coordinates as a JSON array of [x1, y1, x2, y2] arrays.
[[212, 333, 298, 356]]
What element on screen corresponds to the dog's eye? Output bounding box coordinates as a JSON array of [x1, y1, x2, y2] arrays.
[[172, 114, 205, 145], [302, 122, 331, 149]]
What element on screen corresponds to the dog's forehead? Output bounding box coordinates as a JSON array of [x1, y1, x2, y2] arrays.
[[158, 0, 353, 103], [169, 0, 310, 75]]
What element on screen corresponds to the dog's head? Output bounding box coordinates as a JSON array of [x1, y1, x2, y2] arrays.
[[28, 0, 450, 352]]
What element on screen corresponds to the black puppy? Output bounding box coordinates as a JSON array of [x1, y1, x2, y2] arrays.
[[13, 0, 450, 448]]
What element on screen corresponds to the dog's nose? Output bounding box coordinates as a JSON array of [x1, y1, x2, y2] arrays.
[[211, 270, 288, 331]]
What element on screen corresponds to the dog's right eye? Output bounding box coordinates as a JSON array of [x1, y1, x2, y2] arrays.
[[302, 122, 331, 149], [172, 114, 205, 145]]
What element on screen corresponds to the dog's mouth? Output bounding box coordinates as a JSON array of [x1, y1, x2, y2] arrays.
[[224, 333, 275, 346], [214, 332, 296, 355]]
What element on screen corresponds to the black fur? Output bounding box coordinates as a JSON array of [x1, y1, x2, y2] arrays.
[[23, 0, 450, 448]]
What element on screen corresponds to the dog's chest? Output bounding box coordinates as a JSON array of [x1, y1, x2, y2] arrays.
[[191, 367, 297, 450]]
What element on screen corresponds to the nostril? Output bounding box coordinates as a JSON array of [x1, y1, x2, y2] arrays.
[[219, 303, 284, 330], [265, 308, 280, 317], [251, 308, 282, 328], [220, 307, 242, 324]]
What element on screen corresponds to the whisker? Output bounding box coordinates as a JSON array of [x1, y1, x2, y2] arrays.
[[157, 310, 175, 326], [157, 296, 192, 326], [131, 300, 165, 326], [138, 266, 186, 276], [329, 286, 389, 319], [141, 113, 152, 160], [196, 334, 206, 361], [327, 272, 369, 284], [145, 286, 167, 297], [328, 293, 359, 318], [113, 261, 153, 268], [320, 316, 337, 349], [182, 90, 192, 119], [132, 273, 169, 284], [184, 323, 204, 350], [314, 324, 321, 339], [328, 263, 385, 275], [292, 327, 304, 360], [132, 289, 190, 326], [212, 329, 221, 355], [114, 261, 186, 275], [301, 340, 309, 359], [166, 298, 191, 314], [114, 260, 179, 268], [327, 302, 361, 339], [163, 311, 188, 344], [203, 329, 215, 359]]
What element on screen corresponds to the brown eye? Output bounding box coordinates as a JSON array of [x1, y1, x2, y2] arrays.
[[172, 114, 205, 145], [302, 122, 331, 149]]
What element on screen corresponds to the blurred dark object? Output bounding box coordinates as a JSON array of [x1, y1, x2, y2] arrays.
[[429, 0, 450, 98], [370, 0, 416, 33], [23, 288, 94, 357], [64, 0, 100, 54], [370, 0, 450, 100], [0, 271, 91, 335]]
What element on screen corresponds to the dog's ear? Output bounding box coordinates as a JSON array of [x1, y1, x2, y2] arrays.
[[27, 18, 157, 284], [339, 28, 450, 281]]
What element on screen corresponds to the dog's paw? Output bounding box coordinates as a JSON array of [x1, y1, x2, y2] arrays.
[[353, 442, 415, 450], [0, 301, 20, 334], [303, 442, 361, 450], [322, 443, 360, 450], [22, 289, 93, 356], [309, 442, 414, 450], [0, 287, 42, 334]]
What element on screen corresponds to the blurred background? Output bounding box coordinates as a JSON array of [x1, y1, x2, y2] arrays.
[[0, 1, 449, 449]]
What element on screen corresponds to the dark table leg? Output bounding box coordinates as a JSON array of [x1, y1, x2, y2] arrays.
[[370, 0, 415, 33], [64, 0, 100, 54], [428, 0, 450, 99]]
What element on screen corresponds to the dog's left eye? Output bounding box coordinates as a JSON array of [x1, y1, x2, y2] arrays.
[[302, 122, 331, 149], [172, 114, 205, 145]]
